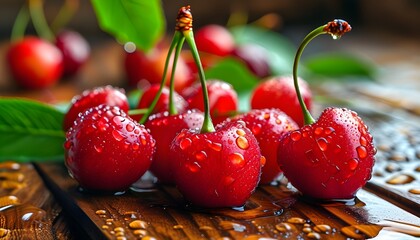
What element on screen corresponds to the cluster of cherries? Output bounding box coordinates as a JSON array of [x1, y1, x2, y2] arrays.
[[6, 1, 90, 89], [64, 6, 376, 208]]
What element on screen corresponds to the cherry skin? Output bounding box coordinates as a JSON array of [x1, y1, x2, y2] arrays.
[[124, 45, 194, 92], [195, 24, 235, 57], [170, 121, 263, 207], [183, 80, 238, 124], [231, 43, 271, 78], [7, 36, 63, 89], [55, 30, 90, 76], [277, 107, 376, 200], [145, 110, 204, 184], [63, 86, 129, 131], [231, 109, 298, 184], [64, 104, 156, 192], [131, 84, 187, 122]]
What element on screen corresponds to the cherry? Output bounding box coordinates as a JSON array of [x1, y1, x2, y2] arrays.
[[277, 20, 376, 200], [132, 84, 187, 122], [145, 110, 204, 184], [124, 44, 194, 92], [63, 85, 129, 131], [171, 120, 262, 207], [231, 109, 298, 184], [250, 76, 312, 127], [183, 80, 238, 124], [7, 36, 63, 89], [55, 30, 90, 76], [169, 6, 262, 207], [232, 43, 271, 78], [195, 24, 235, 57], [64, 104, 156, 192]]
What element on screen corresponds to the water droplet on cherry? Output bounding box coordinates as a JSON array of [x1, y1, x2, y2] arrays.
[[356, 146, 367, 158], [317, 138, 328, 151], [195, 151, 207, 161], [236, 136, 249, 150], [229, 153, 245, 167], [291, 131, 302, 141], [112, 130, 125, 141], [180, 138, 192, 150]]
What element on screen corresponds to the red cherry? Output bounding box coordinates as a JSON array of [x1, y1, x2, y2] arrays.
[[183, 80, 238, 124], [170, 121, 262, 207], [231, 109, 298, 184], [232, 44, 271, 78], [55, 30, 90, 76], [7, 36, 63, 89], [277, 107, 376, 199], [195, 25, 235, 57], [64, 104, 156, 192], [124, 46, 194, 92], [132, 84, 187, 121], [63, 86, 129, 131], [145, 110, 204, 184], [250, 76, 312, 127]]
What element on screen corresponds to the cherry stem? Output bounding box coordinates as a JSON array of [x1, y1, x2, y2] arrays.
[[139, 31, 181, 124], [128, 108, 148, 116], [168, 34, 185, 115], [293, 19, 351, 125], [28, 0, 55, 42], [184, 28, 215, 133], [51, 0, 79, 33], [10, 5, 30, 42]]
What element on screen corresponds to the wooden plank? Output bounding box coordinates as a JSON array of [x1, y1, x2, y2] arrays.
[[0, 162, 73, 239], [36, 162, 420, 239]]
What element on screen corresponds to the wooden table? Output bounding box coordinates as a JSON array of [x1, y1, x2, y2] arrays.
[[0, 33, 419, 239]]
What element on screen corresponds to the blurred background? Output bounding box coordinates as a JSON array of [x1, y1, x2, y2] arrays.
[[0, 0, 419, 106]]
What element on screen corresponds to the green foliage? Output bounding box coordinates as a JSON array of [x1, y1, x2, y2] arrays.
[[304, 53, 376, 80], [90, 0, 165, 51], [0, 99, 65, 162]]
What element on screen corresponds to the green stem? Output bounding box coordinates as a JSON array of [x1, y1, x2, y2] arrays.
[[293, 25, 326, 125], [168, 35, 185, 115], [127, 108, 148, 116], [28, 0, 55, 42], [139, 32, 182, 124], [10, 5, 30, 42], [183, 30, 215, 133], [51, 0, 79, 33], [293, 20, 351, 125]]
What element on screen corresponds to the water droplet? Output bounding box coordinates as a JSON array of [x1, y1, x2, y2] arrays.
[[180, 138, 192, 150], [275, 223, 294, 232], [356, 146, 367, 158], [314, 127, 323, 135], [334, 145, 342, 153], [348, 158, 359, 171], [291, 131, 302, 141], [0, 162, 20, 171], [260, 156, 266, 166], [314, 224, 332, 233], [95, 210, 106, 215], [223, 176, 235, 185], [359, 136, 367, 146], [324, 127, 335, 135], [251, 124, 262, 135], [219, 221, 246, 232], [229, 153, 245, 167], [303, 227, 312, 233], [317, 138, 328, 151], [173, 225, 184, 229], [236, 136, 249, 150], [287, 217, 306, 224], [195, 151, 207, 161], [236, 129, 246, 136], [186, 162, 201, 173], [126, 123, 135, 132], [305, 149, 320, 166], [409, 189, 420, 194], [112, 130, 125, 141], [133, 229, 147, 236], [0, 196, 20, 208], [263, 113, 270, 120], [64, 140, 71, 150], [0, 228, 10, 238], [94, 145, 103, 153], [206, 140, 222, 151], [307, 232, 321, 239], [386, 174, 415, 185]]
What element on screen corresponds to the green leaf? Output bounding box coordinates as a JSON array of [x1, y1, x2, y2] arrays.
[[90, 0, 165, 51], [303, 53, 376, 80], [0, 98, 65, 162], [204, 58, 259, 112], [230, 25, 296, 75]]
